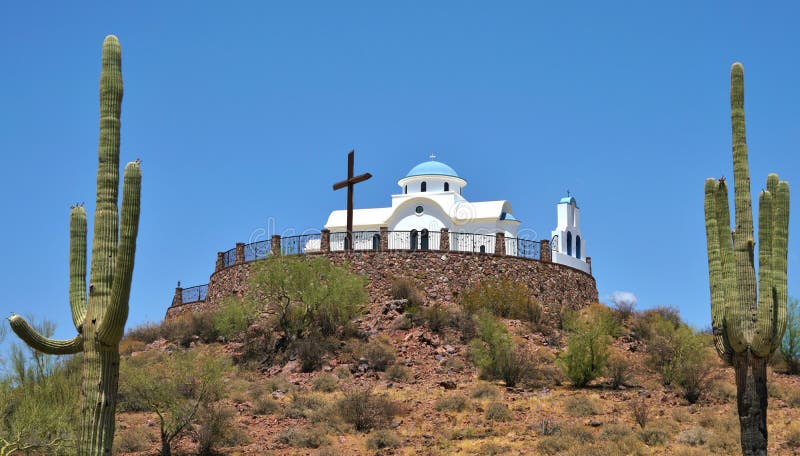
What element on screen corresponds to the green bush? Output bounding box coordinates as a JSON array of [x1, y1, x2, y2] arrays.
[[195, 403, 247, 455], [250, 256, 368, 340], [161, 310, 219, 347], [284, 393, 330, 419], [277, 426, 329, 448], [564, 396, 601, 417], [470, 382, 501, 400], [294, 332, 332, 372], [421, 304, 451, 332], [606, 351, 630, 388], [639, 426, 669, 446], [469, 312, 536, 387], [484, 401, 513, 422], [124, 321, 164, 344], [232, 322, 275, 368], [312, 373, 340, 392], [336, 389, 401, 432], [212, 297, 257, 340], [385, 364, 411, 382], [434, 394, 471, 412], [460, 278, 537, 322], [363, 336, 396, 372], [365, 429, 402, 450], [559, 310, 612, 387]]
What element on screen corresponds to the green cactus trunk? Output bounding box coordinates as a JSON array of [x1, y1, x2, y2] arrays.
[[704, 63, 790, 456], [8, 35, 140, 455]]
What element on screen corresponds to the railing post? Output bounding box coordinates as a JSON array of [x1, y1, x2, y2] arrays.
[[321, 229, 331, 253], [235, 242, 245, 264], [540, 239, 552, 262], [379, 226, 389, 250], [271, 234, 282, 256], [215, 252, 224, 271], [586, 256, 592, 274], [440, 228, 450, 251], [172, 282, 183, 307], [495, 232, 506, 256]]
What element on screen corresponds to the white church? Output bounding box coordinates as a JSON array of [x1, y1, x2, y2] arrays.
[[324, 157, 591, 274]]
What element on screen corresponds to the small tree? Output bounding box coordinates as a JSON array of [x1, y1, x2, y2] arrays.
[[119, 348, 230, 456], [781, 297, 800, 374], [250, 256, 367, 341], [559, 306, 612, 387], [469, 312, 534, 387]]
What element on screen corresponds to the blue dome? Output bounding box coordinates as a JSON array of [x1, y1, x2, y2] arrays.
[[405, 160, 459, 178], [559, 196, 578, 207]]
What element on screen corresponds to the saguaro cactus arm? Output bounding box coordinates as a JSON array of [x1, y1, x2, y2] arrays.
[[97, 160, 141, 345], [70, 205, 88, 332], [7, 315, 83, 355]]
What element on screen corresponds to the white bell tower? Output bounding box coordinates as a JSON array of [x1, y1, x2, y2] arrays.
[[551, 193, 591, 274]]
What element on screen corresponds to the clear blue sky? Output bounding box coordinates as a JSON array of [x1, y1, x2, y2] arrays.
[[1, 2, 798, 342]]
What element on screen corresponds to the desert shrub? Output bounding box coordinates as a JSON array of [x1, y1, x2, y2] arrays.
[[484, 401, 513, 421], [363, 336, 396, 371], [365, 429, 402, 450], [470, 382, 501, 400], [195, 403, 246, 455], [450, 308, 478, 343], [538, 434, 579, 455], [460, 278, 535, 321], [251, 256, 367, 340], [632, 306, 682, 341], [119, 348, 230, 456], [606, 351, 630, 388], [786, 422, 800, 448], [639, 426, 669, 446], [708, 379, 737, 401], [391, 277, 425, 308], [677, 426, 708, 446], [162, 310, 219, 347], [263, 374, 293, 393], [781, 297, 800, 374], [114, 425, 156, 453], [336, 389, 401, 431], [284, 393, 329, 419], [477, 442, 510, 455], [253, 396, 280, 415], [631, 397, 649, 429], [421, 304, 451, 332], [233, 322, 275, 368], [536, 417, 560, 436], [294, 332, 332, 372], [564, 395, 601, 417], [277, 426, 329, 448], [333, 365, 352, 380], [119, 338, 146, 355], [610, 292, 637, 323], [469, 312, 536, 387], [212, 297, 257, 340], [392, 314, 413, 330], [312, 373, 340, 392], [385, 364, 411, 382], [559, 309, 612, 387], [435, 394, 470, 413], [124, 321, 163, 344]]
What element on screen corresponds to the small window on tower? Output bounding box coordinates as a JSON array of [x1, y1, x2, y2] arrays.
[[421, 181, 427, 192], [444, 182, 450, 191], [404, 185, 407, 194]]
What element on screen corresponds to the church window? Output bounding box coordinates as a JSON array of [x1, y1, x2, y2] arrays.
[[421, 229, 429, 250], [415, 205, 424, 214], [421, 181, 427, 192], [567, 232, 573, 256], [479, 245, 486, 254], [444, 182, 449, 191], [404, 185, 407, 194], [576, 236, 581, 259], [410, 229, 418, 251], [372, 234, 381, 251]]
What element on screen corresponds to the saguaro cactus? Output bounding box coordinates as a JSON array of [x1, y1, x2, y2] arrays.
[[7, 35, 140, 455], [704, 63, 790, 456]]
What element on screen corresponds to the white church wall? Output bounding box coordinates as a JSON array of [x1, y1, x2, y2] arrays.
[[552, 252, 591, 274]]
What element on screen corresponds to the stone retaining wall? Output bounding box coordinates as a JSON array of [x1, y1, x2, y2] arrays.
[[165, 250, 597, 320]]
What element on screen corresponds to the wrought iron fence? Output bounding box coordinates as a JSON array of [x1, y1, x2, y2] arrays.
[[181, 284, 208, 303], [282, 233, 322, 255], [222, 247, 237, 267], [507, 238, 541, 260], [244, 240, 271, 261], [330, 231, 381, 251], [450, 232, 496, 254]]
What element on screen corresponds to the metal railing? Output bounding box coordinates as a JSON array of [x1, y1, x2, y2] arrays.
[[330, 231, 381, 251], [506, 237, 541, 260], [244, 240, 271, 262], [450, 232, 496, 254], [181, 284, 208, 303], [222, 247, 237, 267], [282, 233, 322, 255]]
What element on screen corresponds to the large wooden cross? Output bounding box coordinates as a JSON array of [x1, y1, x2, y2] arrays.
[[332, 150, 372, 251]]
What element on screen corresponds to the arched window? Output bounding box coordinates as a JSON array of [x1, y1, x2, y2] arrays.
[[576, 235, 581, 259], [479, 245, 486, 254], [421, 181, 427, 192], [444, 182, 449, 192], [421, 229, 429, 250], [410, 229, 418, 251], [404, 185, 407, 194], [567, 231, 573, 256], [372, 233, 381, 251]]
